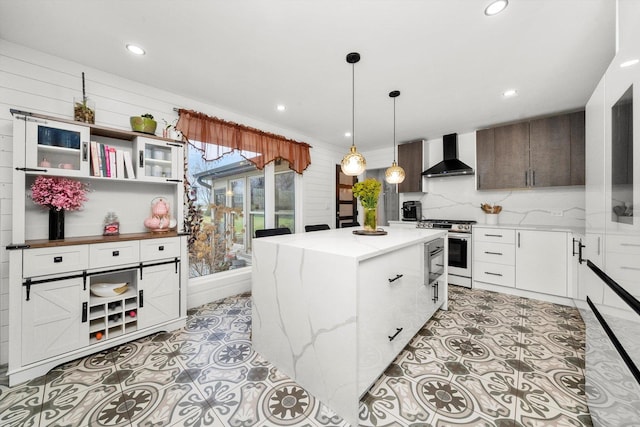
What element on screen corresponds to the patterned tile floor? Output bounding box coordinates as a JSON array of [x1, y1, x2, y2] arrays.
[[0, 286, 592, 426]]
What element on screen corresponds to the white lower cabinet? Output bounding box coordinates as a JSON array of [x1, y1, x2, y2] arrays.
[[22, 277, 89, 365], [474, 226, 569, 298], [138, 262, 180, 329], [515, 230, 568, 296], [9, 235, 186, 386]]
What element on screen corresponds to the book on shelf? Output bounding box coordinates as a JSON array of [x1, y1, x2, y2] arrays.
[[90, 141, 100, 177], [108, 147, 117, 179], [116, 150, 125, 179], [123, 151, 135, 179]]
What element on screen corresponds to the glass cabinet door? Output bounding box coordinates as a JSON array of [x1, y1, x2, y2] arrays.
[[135, 137, 182, 182], [25, 119, 90, 177]]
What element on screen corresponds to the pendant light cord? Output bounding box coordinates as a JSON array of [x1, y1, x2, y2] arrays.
[[393, 96, 396, 162], [351, 61, 355, 148]]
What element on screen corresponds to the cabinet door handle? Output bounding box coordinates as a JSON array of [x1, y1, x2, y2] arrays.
[[159, 246, 165, 251], [485, 271, 503, 276], [54, 256, 63, 263], [432, 282, 439, 302], [112, 250, 119, 257], [139, 290, 144, 307], [388, 327, 403, 341], [484, 234, 503, 238], [139, 150, 144, 168], [82, 302, 88, 323], [82, 141, 89, 161], [484, 251, 503, 255], [517, 232, 521, 248], [525, 170, 528, 186], [388, 274, 403, 283]]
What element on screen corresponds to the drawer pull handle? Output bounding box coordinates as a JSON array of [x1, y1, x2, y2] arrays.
[[159, 246, 165, 251], [485, 271, 503, 277], [53, 256, 63, 263], [621, 266, 640, 271], [484, 251, 503, 255], [485, 234, 503, 237], [388, 327, 403, 341], [388, 274, 403, 283], [82, 302, 88, 323], [112, 251, 120, 257]]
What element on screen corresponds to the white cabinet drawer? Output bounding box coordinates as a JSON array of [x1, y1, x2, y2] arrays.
[[22, 245, 89, 277], [606, 234, 640, 255], [90, 241, 140, 269], [475, 241, 515, 265], [23, 245, 89, 277], [474, 227, 515, 244], [474, 261, 515, 287], [140, 237, 181, 261]]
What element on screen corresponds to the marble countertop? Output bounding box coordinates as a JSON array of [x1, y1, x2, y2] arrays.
[[253, 227, 446, 261], [473, 223, 585, 235]]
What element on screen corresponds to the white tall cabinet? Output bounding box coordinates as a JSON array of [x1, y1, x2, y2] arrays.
[[7, 110, 188, 386]]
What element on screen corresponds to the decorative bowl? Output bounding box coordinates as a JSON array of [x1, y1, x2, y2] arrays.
[[130, 116, 157, 134], [90, 282, 129, 297]]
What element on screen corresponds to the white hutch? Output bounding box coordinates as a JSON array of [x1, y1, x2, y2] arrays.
[[7, 109, 188, 386]]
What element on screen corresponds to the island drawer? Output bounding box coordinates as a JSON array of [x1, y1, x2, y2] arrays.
[[473, 261, 515, 287], [474, 227, 515, 244], [23, 245, 89, 277], [474, 241, 515, 265]]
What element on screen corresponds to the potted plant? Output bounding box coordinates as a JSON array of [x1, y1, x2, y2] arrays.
[[130, 113, 157, 134], [352, 178, 382, 231]]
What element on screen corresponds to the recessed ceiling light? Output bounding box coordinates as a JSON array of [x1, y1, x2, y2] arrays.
[[620, 58, 639, 68], [485, 0, 508, 16], [503, 89, 518, 98], [276, 104, 286, 111], [344, 132, 352, 138], [126, 44, 145, 55]]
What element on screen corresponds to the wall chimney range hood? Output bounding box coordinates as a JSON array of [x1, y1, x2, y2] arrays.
[[422, 133, 474, 178]]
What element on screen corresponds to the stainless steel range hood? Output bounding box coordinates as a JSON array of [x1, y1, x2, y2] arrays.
[[422, 133, 474, 178]]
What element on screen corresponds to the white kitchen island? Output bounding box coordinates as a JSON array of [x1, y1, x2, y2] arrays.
[[251, 227, 447, 426]]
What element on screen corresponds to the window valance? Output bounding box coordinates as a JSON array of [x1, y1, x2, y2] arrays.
[[176, 109, 312, 174]]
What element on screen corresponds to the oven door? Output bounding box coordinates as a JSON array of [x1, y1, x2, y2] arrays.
[[448, 232, 472, 287]]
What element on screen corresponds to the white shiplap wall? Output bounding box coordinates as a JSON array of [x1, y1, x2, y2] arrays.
[[0, 39, 342, 364]]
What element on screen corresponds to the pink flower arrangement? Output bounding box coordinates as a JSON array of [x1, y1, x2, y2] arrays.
[[31, 176, 88, 211]]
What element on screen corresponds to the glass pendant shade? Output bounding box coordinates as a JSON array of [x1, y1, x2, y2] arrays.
[[385, 89, 405, 184], [341, 145, 366, 176], [385, 160, 405, 184]]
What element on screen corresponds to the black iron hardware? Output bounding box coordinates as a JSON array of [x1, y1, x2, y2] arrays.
[[6, 244, 30, 250], [388, 327, 403, 341], [139, 150, 144, 168], [82, 271, 87, 290], [24, 278, 32, 301], [484, 234, 503, 238], [139, 289, 144, 307], [82, 141, 88, 161], [112, 251, 119, 257], [485, 271, 503, 276], [54, 256, 63, 263], [432, 282, 439, 302], [159, 246, 164, 251], [484, 251, 503, 255], [82, 302, 88, 322], [388, 274, 403, 283], [16, 167, 47, 173], [165, 179, 182, 183]]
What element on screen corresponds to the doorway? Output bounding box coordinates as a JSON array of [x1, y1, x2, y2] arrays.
[[335, 165, 358, 228]]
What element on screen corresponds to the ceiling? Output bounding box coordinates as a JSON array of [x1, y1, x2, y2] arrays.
[[0, 0, 616, 151]]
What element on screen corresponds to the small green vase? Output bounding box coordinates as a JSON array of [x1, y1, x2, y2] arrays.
[[364, 207, 377, 232]]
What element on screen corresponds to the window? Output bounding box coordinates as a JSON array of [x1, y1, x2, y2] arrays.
[[186, 144, 296, 278]]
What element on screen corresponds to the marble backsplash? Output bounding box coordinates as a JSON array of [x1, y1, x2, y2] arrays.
[[401, 174, 585, 228]]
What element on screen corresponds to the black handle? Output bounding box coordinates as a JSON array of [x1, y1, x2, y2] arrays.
[[388, 327, 403, 341], [159, 246, 165, 251], [112, 250, 119, 257], [54, 256, 63, 263], [82, 141, 88, 161], [579, 241, 586, 264], [82, 302, 88, 322], [485, 271, 503, 277], [485, 234, 503, 237], [139, 150, 144, 168], [432, 282, 439, 302], [388, 274, 403, 283], [484, 251, 503, 255], [16, 167, 48, 173], [139, 289, 144, 307]]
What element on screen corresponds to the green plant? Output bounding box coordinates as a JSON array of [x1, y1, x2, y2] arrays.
[[352, 178, 381, 209], [141, 113, 154, 120]]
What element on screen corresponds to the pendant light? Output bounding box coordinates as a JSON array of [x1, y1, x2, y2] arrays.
[[385, 90, 405, 184], [341, 52, 366, 176]]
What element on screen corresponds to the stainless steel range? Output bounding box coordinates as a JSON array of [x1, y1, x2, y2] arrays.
[[417, 219, 476, 288]]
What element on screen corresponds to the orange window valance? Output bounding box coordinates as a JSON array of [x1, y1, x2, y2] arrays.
[[176, 109, 312, 174]]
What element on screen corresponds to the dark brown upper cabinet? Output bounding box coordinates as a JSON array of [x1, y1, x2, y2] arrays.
[[398, 139, 423, 193], [476, 111, 585, 190]]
